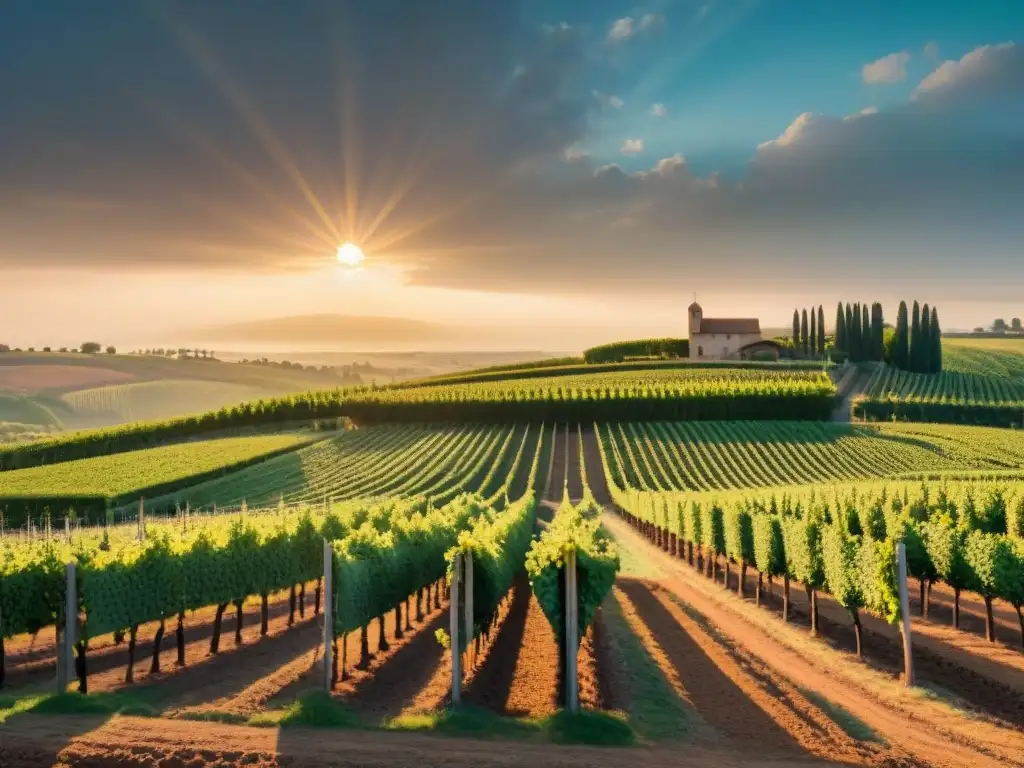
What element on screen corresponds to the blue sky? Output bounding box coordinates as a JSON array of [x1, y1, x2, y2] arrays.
[[0, 1, 1022, 346], [522, 0, 1022, 176]]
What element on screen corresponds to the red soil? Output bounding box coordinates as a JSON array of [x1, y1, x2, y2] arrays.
[[0, 365, 135, 393]]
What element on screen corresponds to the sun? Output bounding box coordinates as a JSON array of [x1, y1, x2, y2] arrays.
[[336, 242, 366, 268]]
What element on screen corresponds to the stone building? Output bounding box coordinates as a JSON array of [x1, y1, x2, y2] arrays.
[[688, 301, 763, 360]]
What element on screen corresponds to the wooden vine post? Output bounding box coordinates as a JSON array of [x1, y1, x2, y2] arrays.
[[322, 539, 334, 692], [464, 552, 474, 670], [450, 552, 463, 705], [896, 542, 915, 687], [565, 548, 579, 713], [63, 561, 78, 692]]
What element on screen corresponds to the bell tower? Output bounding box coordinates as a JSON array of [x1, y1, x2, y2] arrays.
[[688, 298, 702, 338]]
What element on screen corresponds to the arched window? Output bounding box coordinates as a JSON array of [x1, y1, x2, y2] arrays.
[[698, 345, 704, 357]]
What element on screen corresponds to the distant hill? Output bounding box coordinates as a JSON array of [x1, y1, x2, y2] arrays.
[[191, 314, 460, 346], [0, 346, 566, 440]]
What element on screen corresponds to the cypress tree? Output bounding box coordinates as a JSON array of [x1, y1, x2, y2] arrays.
[[810, 308, 817, 357], [917, 301, 925, 372], [930, 307, 943, 372], [871, 302, 884, 361], [818, 305, 826, 356], [835, 303, 846, 352], [920, 304, 932, 373], [792, 310, 800, 350], [851, 303, 862, 362], [861, 304, 870, 361], [801, 309, 809, 355], [893, 301, 909, 369]]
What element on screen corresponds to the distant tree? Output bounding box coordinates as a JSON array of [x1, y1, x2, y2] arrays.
[[883, 327, 897, 363], [869, 303, 882, 361], [910, 301, 922, 372], [894, 301, 910, 369], [809, 308, 817, 357], [845, 303, 854, 356], [931, 307, 943, 372], [973, 327, 985, 334], [105, 345, 117, 355], [0, 344, 10, 353], [59, 346, 68, 353], [851, 303, 863, 362], [817, 305, 826, 355], [861, 304, 870, 361], [80, 342, 102, 354], [835, 303, 846, 352], [792, 310, 800, 349], [43, 346, 51, 352], [920, 304, 932, 373], [801, 309, 809, 355], [27, 347, 35, 352], [993, 319, 1008, 333], [1011, 318, 1022, 332]]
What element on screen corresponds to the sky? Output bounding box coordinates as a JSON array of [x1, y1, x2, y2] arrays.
[[1, 0, 1022, 350]]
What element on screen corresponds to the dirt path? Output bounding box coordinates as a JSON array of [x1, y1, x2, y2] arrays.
[[0, 712, 863, 768], [614, 579, 888, 765], [546, 424, 567, 502], [566, 424, 584, 503], [333, 598, 452, 722], [830, 365, 870, 422], [600, 510, 1024, 767], [463, 577, 560, 717], [3, 587, 308, 694], [755, 570, 1024, 719], [912, 577, 1024, 647]]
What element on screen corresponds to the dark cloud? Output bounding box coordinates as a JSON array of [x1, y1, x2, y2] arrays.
[[1, 7, 1022, 298], [0, 0, 589, 271]]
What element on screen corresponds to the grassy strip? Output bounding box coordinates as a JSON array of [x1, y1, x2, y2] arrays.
[[797, 687, 886, 744], [389, 705, 634, 745], [601, 591, 698, 741]]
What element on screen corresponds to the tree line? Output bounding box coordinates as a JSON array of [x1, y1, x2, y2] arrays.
[[791, 306, 826, 358], [829, 300, 942, 373], [889, 300, 942, 373]]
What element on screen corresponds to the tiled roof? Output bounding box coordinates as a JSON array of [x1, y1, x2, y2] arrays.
[[696, 318, 761, 335]]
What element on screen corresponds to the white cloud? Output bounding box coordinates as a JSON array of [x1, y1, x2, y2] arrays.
[[563, 144, 588, 162], [844, 105, 879, 121], [862, 51, 911, 84], [650, 103, 667, 117], [756, 112, 817, 151], [924, 41, 940, 60], [642, 154, 687, 177], [593, 90, 624, 109], [621, 138, 645, 154], [608, 17, 634, 40], [638, 13, 664, 31], [912, 42, 1022, 102]]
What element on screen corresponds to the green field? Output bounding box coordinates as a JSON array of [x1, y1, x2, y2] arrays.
[[62, 380, 280, 425], [0, 364, 838, 470], [942, 337, 1024, 378], [0, 434, 311, 524], [854, 364, 1024, 426], [135, 423, 545, 514], [598, 421, 1024, 493], [13, 419, 1023, 522]]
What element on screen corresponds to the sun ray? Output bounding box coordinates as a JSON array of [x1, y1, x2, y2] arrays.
[[141, 100, 338, 250], [328, 5, 362, 242], [154, 4, 343, 243]]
